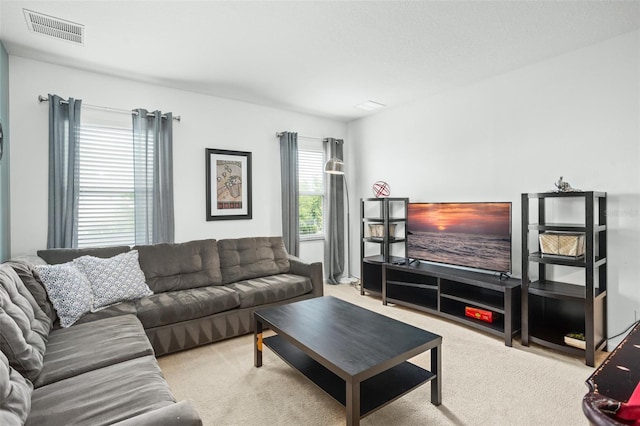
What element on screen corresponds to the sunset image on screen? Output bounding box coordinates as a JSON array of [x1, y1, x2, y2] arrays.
[[407, 202, 512, 273], [407, 203, 511, 236]]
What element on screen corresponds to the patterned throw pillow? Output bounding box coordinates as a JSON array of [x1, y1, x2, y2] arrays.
[[73, 250, 153, 311], [34, 263, 93, 328]]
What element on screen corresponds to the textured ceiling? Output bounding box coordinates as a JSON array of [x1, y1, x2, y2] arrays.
[[2, 1, 639, 122]]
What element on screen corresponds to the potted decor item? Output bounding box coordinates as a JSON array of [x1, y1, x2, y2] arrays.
[[564, 332, 586, 349]]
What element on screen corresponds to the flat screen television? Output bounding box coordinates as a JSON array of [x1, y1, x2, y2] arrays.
[[407, 202, 512, 274]]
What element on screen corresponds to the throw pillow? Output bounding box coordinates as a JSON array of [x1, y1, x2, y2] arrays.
[[34, 263, 93, 328], [73, 250, 152, 311]]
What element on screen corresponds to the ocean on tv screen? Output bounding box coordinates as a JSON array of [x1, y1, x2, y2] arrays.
[[407, 202, 512, 273]]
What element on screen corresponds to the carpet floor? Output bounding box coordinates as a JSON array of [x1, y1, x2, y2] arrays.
[[158, 283, 599, 425]]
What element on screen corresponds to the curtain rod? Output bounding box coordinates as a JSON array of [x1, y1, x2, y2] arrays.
[[38, 95, 181, 122], [275, 132, 328, 141]]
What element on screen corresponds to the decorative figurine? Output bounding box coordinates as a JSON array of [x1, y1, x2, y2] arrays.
[[554, 176, 580, 192]]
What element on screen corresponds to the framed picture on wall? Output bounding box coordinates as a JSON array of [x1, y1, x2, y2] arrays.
[[206, 148, 252, 221]]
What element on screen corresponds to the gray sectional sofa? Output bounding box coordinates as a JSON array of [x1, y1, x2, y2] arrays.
[[0, 236, 323, 425]]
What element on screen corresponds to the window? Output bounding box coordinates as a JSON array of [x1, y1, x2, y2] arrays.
[[77, 113, 135, 247], [298, 146, 324, 239]]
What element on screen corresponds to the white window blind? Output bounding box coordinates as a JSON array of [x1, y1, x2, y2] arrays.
[[298, 148, 324, 238], [77, 123, 135, 247]]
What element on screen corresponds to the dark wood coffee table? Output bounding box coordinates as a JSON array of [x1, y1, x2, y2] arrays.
[[254, 296, 442, 425]]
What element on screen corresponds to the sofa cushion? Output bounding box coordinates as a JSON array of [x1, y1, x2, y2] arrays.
[[135, 239, 223, 293], [5, 260, 57, 323], [225, 273, 313, 308], [0, 351, 33, 426], [73, 251, 153, 311], [37, 245, 131, 265], [218, 237, 290, 285], [27, 355, 176, 426], [0, 265, 51, 382], [135, 286, 240, 329], [33, 315, 154, 388], [34, 263, 93, 328], [0, 265, 52, 338], [74, 301, 138, 325], [111, 400, 203, 426]]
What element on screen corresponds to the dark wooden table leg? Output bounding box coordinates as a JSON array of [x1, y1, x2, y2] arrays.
[[346, 379, 360, 426], [431, 344, 442, 406], [254, 316, 263, 367]]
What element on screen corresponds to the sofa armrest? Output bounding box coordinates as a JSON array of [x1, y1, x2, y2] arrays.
[[112, 401, 203, 426], [288, 255, 323, 298]]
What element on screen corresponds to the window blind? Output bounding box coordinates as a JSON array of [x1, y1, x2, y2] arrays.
[[77, 124, 135, 247], [299, 150, 324, 194], [298, 148, 324, 237]]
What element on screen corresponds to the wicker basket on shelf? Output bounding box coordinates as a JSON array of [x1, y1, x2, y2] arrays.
[[368, 224, 397, 239], [539, 232, 585, 257]]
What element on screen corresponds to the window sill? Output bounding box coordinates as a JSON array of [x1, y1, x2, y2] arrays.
[[300, 235, 325, 242]]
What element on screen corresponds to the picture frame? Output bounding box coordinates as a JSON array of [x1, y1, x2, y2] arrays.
[[206, 148, 252, 221]]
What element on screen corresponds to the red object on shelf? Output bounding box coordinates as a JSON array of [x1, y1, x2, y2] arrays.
[[465, 306, 495, 323]]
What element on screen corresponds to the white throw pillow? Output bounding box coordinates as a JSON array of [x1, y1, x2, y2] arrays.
[[34, 263, 93, 328], [73, 250, 152, 311]]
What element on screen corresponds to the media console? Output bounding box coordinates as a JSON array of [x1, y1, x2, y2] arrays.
[[381, 261, 521, 346]]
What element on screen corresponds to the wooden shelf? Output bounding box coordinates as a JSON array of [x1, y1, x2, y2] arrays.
[[264, 334, 435, 417], [387, 280, 438, 291], [363, 237, 407, 244], [528, 252, 606, 268], [529, 223, 606, 232], [363, 255, 406, 265], [528, 280, 606, 301], [521, 191, 607, 367], [526, 191, 607, 199], [360, 198, 409, 295], [382, 262, 521, 346]]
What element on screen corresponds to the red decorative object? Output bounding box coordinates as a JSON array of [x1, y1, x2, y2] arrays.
[[615, 381, 640, 423], [465, 306, 496, 323], [372, 181, 390, 198]]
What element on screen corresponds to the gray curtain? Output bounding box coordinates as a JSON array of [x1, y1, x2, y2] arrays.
[[132, 109, 175, 245], [279, 132, 300, 256], [47, 94, 82, 248], [324, 138, 345, 284]]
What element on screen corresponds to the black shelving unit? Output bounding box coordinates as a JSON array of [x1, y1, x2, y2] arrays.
[[382, 261, 521, 346], [360, 197, 408, 295], [521, 191, 607, 367]]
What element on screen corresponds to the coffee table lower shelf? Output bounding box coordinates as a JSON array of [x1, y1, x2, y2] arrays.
[[264, 335, 435, 418]]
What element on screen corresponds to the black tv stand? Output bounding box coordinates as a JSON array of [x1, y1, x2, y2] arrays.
[[382, 262, 521, 346]]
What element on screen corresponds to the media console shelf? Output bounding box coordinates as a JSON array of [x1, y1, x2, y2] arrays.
[[382, 262, 521, 346]]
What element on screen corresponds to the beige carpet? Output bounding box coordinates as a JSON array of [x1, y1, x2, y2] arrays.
[[158, 283, 598, 425]]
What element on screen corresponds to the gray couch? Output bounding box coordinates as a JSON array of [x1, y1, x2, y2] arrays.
[[0, 236, 323, 425]]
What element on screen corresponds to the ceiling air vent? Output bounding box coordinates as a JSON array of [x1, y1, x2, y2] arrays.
[[23, 9, 84, 45]]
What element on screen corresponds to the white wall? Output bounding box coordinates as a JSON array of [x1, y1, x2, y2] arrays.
[[348, 31, 640, 346], [8, 56, 346, 265]]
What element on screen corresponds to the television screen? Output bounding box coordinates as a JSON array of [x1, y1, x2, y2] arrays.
[[407, 202, 512, 273]]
